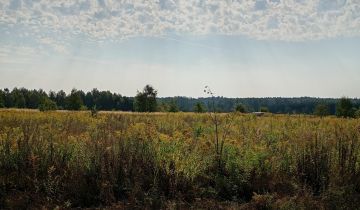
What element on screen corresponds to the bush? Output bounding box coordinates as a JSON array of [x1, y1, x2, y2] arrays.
[[314, 103, 330, 117], [91, 105, 98, 117], [168, 100, 179, 112], [235, 104, 246, 113], [336, 97, 355, 118], [260, 107, 269, 113], [194, 102, 206, 113], [38, 98, 57, 111], [355, 109, 360, 118]]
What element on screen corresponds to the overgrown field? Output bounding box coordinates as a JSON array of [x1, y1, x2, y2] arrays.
[[0, 110, 360, 209]]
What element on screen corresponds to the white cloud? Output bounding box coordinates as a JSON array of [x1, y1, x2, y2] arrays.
[[0, 0, 359, 47], [39, 37, 69, 53], [0, 44, 46, 64]]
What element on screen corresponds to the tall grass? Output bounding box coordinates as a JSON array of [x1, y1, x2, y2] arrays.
[[0, 110, 359, 209]]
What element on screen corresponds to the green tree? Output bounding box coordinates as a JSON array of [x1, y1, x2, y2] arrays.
[[66, 89, 84, 110], [168, 100, 179, 112], [49, 91, 56, 102], [11, 88, 26, 108], [55, 90, 67, 109], [25, 89, 44, 109], [3, 88, 13, 107], [38, 98, 57, 111], [157, 102, 169, 112], [193, 102, 206, 113], [336, 97, 355, 118], [260, 106, 269, 112], [134, 85, 157, 112], [0, 89, 4, 108], [314, 103, 330, 117], [235, 104, 246, 113], [355, 109, 360, 118]]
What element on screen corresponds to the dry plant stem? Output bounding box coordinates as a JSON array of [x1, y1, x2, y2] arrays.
[[205, 86, 235, 174]]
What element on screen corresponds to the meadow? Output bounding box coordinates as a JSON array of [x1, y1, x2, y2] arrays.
[[0, 110, 360, 209]]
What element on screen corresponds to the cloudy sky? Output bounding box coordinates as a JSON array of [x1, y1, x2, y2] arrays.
[[0, 0, 360, 97]]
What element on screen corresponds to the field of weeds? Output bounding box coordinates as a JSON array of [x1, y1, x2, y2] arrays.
[[1, 110, 360, 209]]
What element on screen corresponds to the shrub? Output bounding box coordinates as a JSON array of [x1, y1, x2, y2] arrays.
[[355, 109, 360, 118], [336, 97, 355, 118], [235, 104, 246, 113], [314, 103, 330, 117], [194, 102, 206, 113], [38, 98, 57, 111], [260, 107, 269, 113]]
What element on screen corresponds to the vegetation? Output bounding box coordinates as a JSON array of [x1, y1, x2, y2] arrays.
[[65, 89, 85, 110], [194, 102, 206, 113], [167, 100, 179, 112], [1, 87, 360, 116], [336, 97, 356, 118], [314, 103, 330, 117], [356, 109, 360, 119], [1, 109, 360, 209], [91, 105, 98, 117], [38, 98, 57, 112], [260, 106, 269, 113], [134, 85, 158, 112], [235, 104, 247, 113], [0, 90, 4, 108], [0, 88, 133, 112]]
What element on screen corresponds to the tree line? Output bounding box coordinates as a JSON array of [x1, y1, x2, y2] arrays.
[[0, 87, 133, 111], [1, 86, 360, 117], [159, 96, 360, 117]]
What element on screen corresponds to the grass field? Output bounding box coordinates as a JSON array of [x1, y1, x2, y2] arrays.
[[0, 109, 360, 209]]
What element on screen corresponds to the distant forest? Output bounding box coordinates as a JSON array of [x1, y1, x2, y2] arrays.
[[1, 87, 360, 115]]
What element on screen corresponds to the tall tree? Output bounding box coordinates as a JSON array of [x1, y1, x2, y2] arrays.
[[39, 98, 57, 111], [11, 88, 26, 108], [49, 91, 56, 102], [336, 97, 355, 118], [235, 104, 246, 113], [355, 109, 360, 119], [55, 90, 66, 109], [260, 106, 269, 112], [0, 89, 4, 108], [134, 85, 157, 112], [66, 89, 84, 110], [193, 102, 205, 113], [314, 103, 330, 117], [3, 88, 13, 108], [168, 100, 179, 112]]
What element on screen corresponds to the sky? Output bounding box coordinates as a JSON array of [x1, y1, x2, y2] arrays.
[[0, 0, 360, 98]]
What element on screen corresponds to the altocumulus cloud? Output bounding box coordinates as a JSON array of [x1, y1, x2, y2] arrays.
[[0, 0, 360, 51]]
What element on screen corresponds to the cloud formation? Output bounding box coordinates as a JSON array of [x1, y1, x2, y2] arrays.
[[0, 0, 360, 45]]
